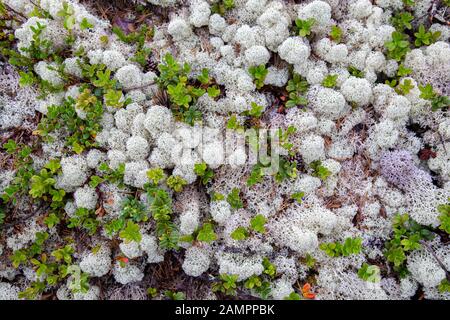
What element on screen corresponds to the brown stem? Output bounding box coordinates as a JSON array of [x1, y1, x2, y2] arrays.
[[420, 240, 450, 281]]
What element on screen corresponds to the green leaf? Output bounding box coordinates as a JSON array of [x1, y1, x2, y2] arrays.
[[250, 214, 266, 234], [119, 220, 142, 243], [230, 226, 248, 240], [227, 188, 243, 209], [80, 18, 94, 30], [196, 223, 217, 243]]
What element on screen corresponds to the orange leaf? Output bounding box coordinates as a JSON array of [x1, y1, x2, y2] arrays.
[[302, 283, 315, 299]]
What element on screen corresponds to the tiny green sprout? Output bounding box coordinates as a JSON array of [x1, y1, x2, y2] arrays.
[[121, 198, 148, 222], [243, 102, 264, 118], [247, 164, 264, 187], [11, 249, 28, 268], [231, 226, 249, 241], [227, 187, 243, 209], [248, 64, 268, 89], [437, 200, 450, 234], [322, 74, 338, 88], [396, 79, 414, 95], [391, 12, 413, 31], [104, 89, 125, 108], [262, 257, 277, 278], [147, 287, 158, 298], [286, 93, 308, 108], [197, 68, 210, 85], [284, 292, 301, 300], [196, 223, 217, 243], [358, 263, 381, 283], [418, 83, 437, 100], [184, 106, 203, 126], [320, 237, 362, 257], [244, 275, 262, 289], [385, 31, 410, 61], [57, 1, 75, 30], [18, 71, 35, 87], [147, 168, 166, 185], [250, 214, 266, 234], [3, 139, 17, 154], [414, 25, 441, 47], [166, 175, 187, 192], [397, 64, 412, 77], [402, 0, 415, 7], [119, 220, 142, 243], [295, 18, 315, 37], [431, 95, 450, 111], [89, 175, 104, 188], [211, 192, 225, 201], [194, 162, 214, 184], [51, 245, 75, 264], [348, 66, 365, 78], [291, 191, 305, 204], [0, 207, 5, 227], [100, 35, 109, 45], [310, 161, 331, 181], [80, 18, 93, 30], [438, 279, 450, 293], [304, 254, 316, 269], [207, 86, 221, 98], [164, 290, 185, 300], [330, 25, 342, 43], [44, 213, 60, 228], [286, 73, 309, 94], [212, 274, 238, 296]]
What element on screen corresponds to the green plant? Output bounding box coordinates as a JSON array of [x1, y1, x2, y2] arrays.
[[244, 275, 262, 289], [322, 74, 338, 88], [145, 185, 178, 249], [396, 78, 414, 95], [418, 83, 450, 111], [248, 64, 268, 89], [274, 158, 298, 183], [164, 290, 185, 300], [320, 237, 362, 257], [44, 213, 60, 228], [226, 114, 244, 131], [402, 0, 415, 6], [211, 0, 235, 16], [166, 175, 187, 192], [310, 161, 331, 181], [285, 73, 308, 108], [358, 263, 381, 283], [384, 213, 434, 277], [291, 191, 305, 204], [67, 208, 99, 235], [121, 197, 148, 223], [147, 168, 167, 185], [284, 292, 301, 300], [37, 96, 104, 154], [230, 226, 249, 241], [242, 102, 264, 118], [397, 64, 412, 77], [330, 25, 342, 43], [227, 187, 243, 209], [194, 162, 214, 185], [212, 274, 239, 296], [196, 222, 218, 243], [391, 12, 413, 31], [295, 18, 315, 37], [250, 214, 266, 234], [385, 31, 410, 61], [262, 257, 277, 278], [247, 163, 265, 187], [438, 279, 450, 293], [119, 220, 142, 243], [348, 66, 365, 78], [414, 25, 440, 47], [147, 287, 158, 298], [437, 200, 450, 234]]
